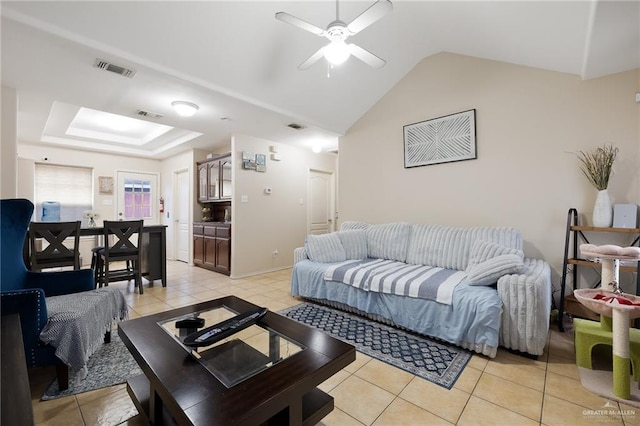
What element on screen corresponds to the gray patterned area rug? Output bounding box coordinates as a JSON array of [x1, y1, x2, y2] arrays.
[[42, 333, 142, 400], [279, 303, 471, 389]]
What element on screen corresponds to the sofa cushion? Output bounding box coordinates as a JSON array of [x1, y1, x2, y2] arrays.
[[337, 230, 368, 260], [466, 254, 524, 286], [340, 221, 370, 231], [366, 223, 411, 262], [467, 240, 524, 268], [406, 225, 523, 270], [305, 233, 346, 263]]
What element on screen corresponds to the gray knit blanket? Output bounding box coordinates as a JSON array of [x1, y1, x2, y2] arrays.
[[39, 288, 128, 377]]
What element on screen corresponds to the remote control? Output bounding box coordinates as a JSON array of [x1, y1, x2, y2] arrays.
[[183, 307, 268, 347]]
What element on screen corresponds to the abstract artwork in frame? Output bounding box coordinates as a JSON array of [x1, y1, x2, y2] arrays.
[[403, 109, 476, 168]]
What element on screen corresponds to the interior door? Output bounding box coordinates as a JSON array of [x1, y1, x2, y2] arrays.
[[175, 169, 189, 263], [308, 169, 336, 235], [116, 171, 159, 224]]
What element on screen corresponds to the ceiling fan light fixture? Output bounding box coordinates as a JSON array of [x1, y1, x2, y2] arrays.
[[323, 40, 350, 65], [171, 101, 199, 117]]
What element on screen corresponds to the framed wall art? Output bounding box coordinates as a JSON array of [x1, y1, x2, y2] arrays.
[[403, 109, 476, 168], [98, 176, 114, 194]]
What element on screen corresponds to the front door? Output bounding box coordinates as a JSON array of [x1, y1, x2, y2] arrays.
[[116, 171, 160, 224]]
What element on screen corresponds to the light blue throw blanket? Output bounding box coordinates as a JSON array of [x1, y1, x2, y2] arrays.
[[324, 258, 467, 305], [293, 259, 502, 356]]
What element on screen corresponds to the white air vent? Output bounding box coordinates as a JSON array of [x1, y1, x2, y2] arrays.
[[94, 59, 136, 78], [136, 110, 163, 119], [287, 123, 306, 130]]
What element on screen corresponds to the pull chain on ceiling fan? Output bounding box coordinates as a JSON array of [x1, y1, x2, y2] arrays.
[[275, 0, 393, 70]]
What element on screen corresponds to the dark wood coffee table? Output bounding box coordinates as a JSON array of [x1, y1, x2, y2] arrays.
[[118, 296, 355, 425]]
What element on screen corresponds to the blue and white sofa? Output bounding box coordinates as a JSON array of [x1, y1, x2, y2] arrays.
[[292, 221, 552, 358]]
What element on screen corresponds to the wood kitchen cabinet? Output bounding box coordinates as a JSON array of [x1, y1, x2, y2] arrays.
[[193, 222, 231, 275], [197, 153, 231, 202]]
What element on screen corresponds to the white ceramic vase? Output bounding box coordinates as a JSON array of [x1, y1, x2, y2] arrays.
[[592, 189, 613, 227]]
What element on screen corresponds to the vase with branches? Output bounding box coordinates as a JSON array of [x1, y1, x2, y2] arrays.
[[576, 144, 618, 227]]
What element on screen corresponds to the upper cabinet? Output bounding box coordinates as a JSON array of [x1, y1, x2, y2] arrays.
[[197, 163, 208, 202], [208, 161, 220, 199], [197, 153, 232, 202], [220, 159, 232, 199]]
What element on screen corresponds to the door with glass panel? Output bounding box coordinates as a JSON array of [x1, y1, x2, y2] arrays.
[[116, 171, 159, 224]]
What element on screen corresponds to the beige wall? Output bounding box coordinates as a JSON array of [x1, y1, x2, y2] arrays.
[[339, 53, 639, 297], [160, 149, 195, 261], [231, 133, 337, 277], [1, 86, 18, 198], [17, 144, 162, 226]]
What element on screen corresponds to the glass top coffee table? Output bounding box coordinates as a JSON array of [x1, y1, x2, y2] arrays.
[[119, 296, 355, 425], [158, 304, 304, 388]]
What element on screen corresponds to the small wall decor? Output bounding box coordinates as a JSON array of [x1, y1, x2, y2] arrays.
[[242, 151, 256, 170], [98, 176, 114, 194], [241, 151, 267, 172], [255, 154, 266, 172], [403, 109, 476, 168]]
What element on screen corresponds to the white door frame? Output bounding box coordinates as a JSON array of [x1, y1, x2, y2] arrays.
[[173, 167, 190, 263], [307, 168, 336, 235]]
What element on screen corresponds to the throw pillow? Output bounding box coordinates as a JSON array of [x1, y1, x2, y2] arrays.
[[305, 233, 347, 263], [467, 240, 523, 268], [466, 253, 524, 286], [337, 230, 368, 260]]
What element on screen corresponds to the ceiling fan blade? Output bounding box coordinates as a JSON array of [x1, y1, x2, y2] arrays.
[[347, 0, 393, 34], [348, 44, 386, 68], [298, 47, 326, 70], [275, 12, 325, 36]]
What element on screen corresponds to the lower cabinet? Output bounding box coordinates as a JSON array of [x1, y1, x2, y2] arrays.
[[193, 223, 231, 275]]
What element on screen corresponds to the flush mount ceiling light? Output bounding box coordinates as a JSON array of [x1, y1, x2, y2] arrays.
[[171, 101, 199, 117]]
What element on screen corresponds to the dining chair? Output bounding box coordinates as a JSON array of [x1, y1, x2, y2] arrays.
[[28, 221, 81, 271], [96, 220, 144, 294]]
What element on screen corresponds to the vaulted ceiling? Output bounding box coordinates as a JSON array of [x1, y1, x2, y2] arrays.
[[2, 1, 638, 159]]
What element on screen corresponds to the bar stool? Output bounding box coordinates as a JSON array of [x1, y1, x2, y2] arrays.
[[96, 220, 144, 294], [91, 246, 104, 287], [28, 221, 81, 271]]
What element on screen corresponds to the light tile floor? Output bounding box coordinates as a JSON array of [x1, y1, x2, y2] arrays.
[[28, 261, 640, 425]]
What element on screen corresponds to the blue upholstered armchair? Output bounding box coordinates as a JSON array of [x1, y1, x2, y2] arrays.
[[0, 198, 95, 390]]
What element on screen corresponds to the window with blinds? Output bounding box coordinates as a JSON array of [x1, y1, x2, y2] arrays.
[[34, 163, 93, 222]]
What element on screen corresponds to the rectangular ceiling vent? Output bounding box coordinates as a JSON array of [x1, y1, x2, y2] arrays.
[[94, 59, 136, 78], [287, 123, 306, 130], [136, 110, 164, 119]]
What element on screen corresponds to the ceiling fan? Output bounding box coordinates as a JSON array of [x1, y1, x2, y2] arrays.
[[275, 0, 393, 70]]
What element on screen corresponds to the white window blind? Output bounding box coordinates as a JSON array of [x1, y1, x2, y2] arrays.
[[34, 163, 93, 221]]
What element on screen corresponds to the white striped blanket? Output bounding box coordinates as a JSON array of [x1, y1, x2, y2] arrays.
[[323, 259, 467, 305]]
